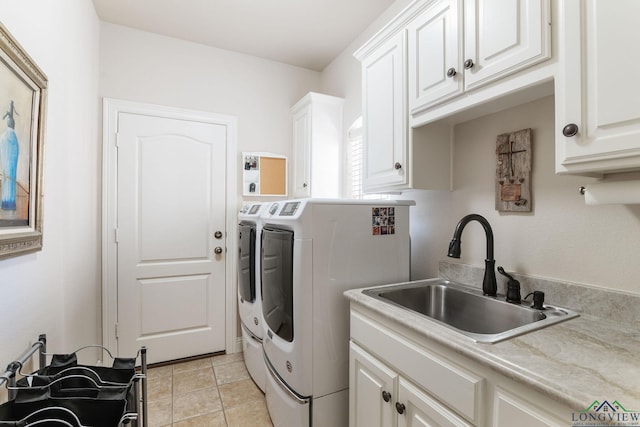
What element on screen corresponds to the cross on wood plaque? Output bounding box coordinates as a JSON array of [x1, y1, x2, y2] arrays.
[[495, 128, 532, 212]]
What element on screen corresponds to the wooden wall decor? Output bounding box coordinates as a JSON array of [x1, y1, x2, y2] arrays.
[[495, 128, 532, 212]]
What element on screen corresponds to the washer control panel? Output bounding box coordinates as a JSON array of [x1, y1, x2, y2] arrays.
[[280, 202, 300, 216]]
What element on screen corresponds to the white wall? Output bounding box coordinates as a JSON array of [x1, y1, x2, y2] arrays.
[[99, 23, 322, 199], [0, 0, 101, 370], [448, 96, 640, 294]]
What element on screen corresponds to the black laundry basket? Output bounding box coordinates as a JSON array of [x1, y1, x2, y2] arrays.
[[18, 353, 137, 386], [8, 353, 140, 427], [0, 401, 90, 426], [10, 375, 132, 427], [0, 337, 146, 427]]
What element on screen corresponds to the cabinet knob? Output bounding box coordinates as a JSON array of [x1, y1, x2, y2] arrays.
[[214, 247, 223, 255], [562, 123, 579, 137], [464, 59, 474, 69], [214, 231, 223, 239], [395, 402, 406, 414], [394, 162, 402, 170], [382, 390, 391, 402], [303, 183, 308, 188], [446, 67, 457, 78]]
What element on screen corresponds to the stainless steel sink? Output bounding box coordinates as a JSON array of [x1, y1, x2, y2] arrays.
[[363, 279, 578, 343]]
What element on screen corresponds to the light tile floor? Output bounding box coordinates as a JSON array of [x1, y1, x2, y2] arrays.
[[145, 353, 273, 427]]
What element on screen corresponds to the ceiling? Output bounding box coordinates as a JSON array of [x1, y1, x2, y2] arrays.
[[92, 0, 395, 72]]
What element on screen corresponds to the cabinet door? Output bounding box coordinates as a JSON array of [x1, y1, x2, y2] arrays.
[[407, 0, 463, 114], [493, 387, 565, 427], [557, 0, 640, 174], [292, 104, 311, 197], [362, 31, 407, 192], [397, 378, 473, 427], [350, 342, 397, 427], [463, 0, 550, 90]]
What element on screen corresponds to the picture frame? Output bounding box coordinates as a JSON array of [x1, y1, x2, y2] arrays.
[[0, 23, 47, 259]]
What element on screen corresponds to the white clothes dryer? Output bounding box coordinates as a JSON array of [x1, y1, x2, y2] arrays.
[[237, 202, 267, 392], [259, 198, 414, 427]]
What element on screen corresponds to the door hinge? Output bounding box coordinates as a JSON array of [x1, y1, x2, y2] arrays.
[[114, 228, 119, 243], [115, 323, 119, 339]]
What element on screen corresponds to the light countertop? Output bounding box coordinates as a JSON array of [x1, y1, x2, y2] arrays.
[[345, 283, 640, 411]]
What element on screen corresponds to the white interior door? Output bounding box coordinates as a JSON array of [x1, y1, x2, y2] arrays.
[[115, 111, 228, 364]]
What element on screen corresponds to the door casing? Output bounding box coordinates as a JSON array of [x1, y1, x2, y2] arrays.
[[101, 98, 238, 358]]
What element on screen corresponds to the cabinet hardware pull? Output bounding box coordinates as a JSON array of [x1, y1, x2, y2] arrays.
[[214, 231, 223, 239], [214, 247, 223, 254], [562, 123, 579, 137], [382, 390, 391, 402], [395, 402, 406, 414], [464, 59, 474, 69], [446, 67, 457, 77], [394, 162, 402, 170]]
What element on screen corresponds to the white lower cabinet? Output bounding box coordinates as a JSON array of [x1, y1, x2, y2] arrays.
[[493, 386, 565, 427], [349, 342, 396, 427], [349, 306, 571, 427], [350, 342, 470, 427], [398, 377, 472, 427]]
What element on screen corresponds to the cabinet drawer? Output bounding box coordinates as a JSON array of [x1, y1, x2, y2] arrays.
[[351, 310, 484, 424]]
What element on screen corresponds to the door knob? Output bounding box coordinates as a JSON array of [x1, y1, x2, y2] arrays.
[[382, 390, 391, 402], [395, 402, 406, 414], [394, 162, 402, 170], [446, 67, 457, 77], [464, 58, 474, 69], [214, 231, 223, 239], [214, 247, 223, 255]]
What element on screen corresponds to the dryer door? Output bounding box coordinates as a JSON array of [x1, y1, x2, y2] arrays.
[[261, 226, 294, 342], [238, 222, 256, 302]]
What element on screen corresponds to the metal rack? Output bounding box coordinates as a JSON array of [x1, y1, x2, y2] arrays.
[[0, 334, 148, 427]]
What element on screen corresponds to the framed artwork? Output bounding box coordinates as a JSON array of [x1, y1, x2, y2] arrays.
[[0, 23, 47, 259]]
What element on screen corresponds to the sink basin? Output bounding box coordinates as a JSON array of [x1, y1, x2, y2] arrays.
[[362, 279, 578, 343]]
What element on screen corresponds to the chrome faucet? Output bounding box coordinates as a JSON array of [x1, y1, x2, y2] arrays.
[[447, 214, 497, 297]]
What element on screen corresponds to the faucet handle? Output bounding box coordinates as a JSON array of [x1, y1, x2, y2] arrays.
[[497, 266, 515, 281], [498, 266, 521, 304]]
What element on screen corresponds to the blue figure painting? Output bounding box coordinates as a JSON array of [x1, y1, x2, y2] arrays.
[[1, 100, 19, 211]]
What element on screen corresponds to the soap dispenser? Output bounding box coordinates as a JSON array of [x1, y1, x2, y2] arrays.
[[497, 266, 521, 304]]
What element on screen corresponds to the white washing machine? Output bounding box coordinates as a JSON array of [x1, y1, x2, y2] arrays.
[[237, 202, 267, 392], [260, 198, 414, 427]]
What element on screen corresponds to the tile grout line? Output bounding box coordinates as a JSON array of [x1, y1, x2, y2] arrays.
[[170, 364, 174, 426], [213, 357, 231, 427]]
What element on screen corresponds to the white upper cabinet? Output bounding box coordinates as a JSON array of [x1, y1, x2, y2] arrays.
[[408, 0, 551, 115], [356, 17, 452, 194], [407, 0, 463, 112], [291, 92, 344, 197], [361, 31, 408, 192], [356, 0, 550, 193], [556, 0, 640, 175], [463, 0, 550, 90]]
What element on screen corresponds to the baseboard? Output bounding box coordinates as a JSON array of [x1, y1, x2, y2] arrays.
[[233, 336, 243, 354]]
